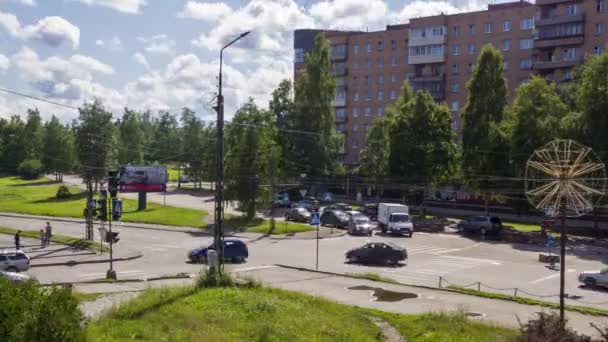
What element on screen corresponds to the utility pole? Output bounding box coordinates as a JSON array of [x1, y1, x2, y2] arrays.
[[270, 177, 276, 233], [85, 177, 94, 241], [214, 31, 250, 275]]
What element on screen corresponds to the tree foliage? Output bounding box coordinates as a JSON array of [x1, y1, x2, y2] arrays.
[[74, 101, 114, 183], [117, 109, 145, 165], [43, 115, 74, 180], [577, 53, 608, 161]]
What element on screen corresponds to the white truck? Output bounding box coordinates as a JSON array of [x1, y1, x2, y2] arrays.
[[377, 203, 413, 237]]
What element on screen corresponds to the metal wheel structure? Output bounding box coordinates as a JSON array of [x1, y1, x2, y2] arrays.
[[525, 139, 606, 324]]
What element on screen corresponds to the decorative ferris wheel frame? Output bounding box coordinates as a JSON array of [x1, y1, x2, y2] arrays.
[[525, 139, 606, 218]]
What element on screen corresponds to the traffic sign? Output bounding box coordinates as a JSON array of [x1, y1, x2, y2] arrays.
[[310, 212, 320, 226], [546, 235, 556, 247], [299, 189, 307, 198]]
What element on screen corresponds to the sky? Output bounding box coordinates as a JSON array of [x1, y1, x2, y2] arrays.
[[0, 0, 506, 122]]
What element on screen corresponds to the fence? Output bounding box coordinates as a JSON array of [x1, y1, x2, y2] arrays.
[[438, 276, 608, 306]]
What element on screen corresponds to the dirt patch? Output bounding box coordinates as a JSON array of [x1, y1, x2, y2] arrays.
[[368, 316, 404, 342]]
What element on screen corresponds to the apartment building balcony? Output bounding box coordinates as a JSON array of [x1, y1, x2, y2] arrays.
[[331, 44, 347, 61], [536, 0, 574, 5], [408, 34, 446, 47], [335, 114, 347, 123], [532, 58, 583, 70], [410, 74, 445, 100], [409, 74, 445, 83], [535, 13, 584, 27], [331, 64, 348, 76], [408, 54, 445, 65], [534, 35, 584, 49]]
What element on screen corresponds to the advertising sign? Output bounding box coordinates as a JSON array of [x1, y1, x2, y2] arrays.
[[119, 166, 168, 193]]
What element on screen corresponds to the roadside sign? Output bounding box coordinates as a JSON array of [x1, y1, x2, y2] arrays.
[[310, 212, 320, 226], [299, 189, 307, 198], [546, 235, 556, 247]]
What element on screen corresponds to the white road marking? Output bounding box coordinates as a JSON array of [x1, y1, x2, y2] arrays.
[[440, 255, 501, 265], [529, 273, 561, 284], [79, 270, 147, 279]]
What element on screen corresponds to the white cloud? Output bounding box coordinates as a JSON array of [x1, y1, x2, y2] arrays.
[[177, 1, 232, 21], [397, 0, 490, 22], [69, 0, 147, 14], [1, 0, 37, 6], [132, 52, 150, 70], [0, 11, 80, 48], [309, 0, 390, 29], [137, 34, 176, 54], [95, 35, 122, 51], [0, 54, 9, 71]]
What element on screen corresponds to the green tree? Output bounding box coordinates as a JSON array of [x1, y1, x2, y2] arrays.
[[117, 109, 145, 165], [149, 111, 180, 164], [0, 116, 26, 173], [505, 76, 568, 176], [577, 52, 608, 161], [385, 82, 414, 177], [293, 34, 340, 177], [461, 44, 509, 211], [23, 109, 44, 161], [43, 115, 75, 180], [269, 79, 294, 176], [180, 107, 207, 189], [357, 117, 390, 204]]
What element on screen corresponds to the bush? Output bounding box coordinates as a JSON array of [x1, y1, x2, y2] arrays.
[[0, 278, 84, 342], [17, 159, 43, 180], [517, 312, 593, 342], [56, 185, 72, 199], [195, 269, 235, 289]]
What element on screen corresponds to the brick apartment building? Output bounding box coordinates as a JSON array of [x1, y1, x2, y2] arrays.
[[293, 0, 608, 166]]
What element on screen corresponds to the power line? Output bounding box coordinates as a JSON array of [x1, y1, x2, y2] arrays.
[[0, 87, 79, 111]]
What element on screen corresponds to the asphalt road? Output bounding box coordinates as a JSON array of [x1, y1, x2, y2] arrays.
[[1, 214, 607, 309]]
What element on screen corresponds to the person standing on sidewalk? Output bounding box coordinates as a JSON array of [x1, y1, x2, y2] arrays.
[[14, 231, 21, 250], [45, 222, 52, 246], [39, 229, 45, 248]]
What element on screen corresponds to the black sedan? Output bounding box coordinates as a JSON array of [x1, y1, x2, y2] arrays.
[[285, 207, 311, 223], [320, 209, 350, 228], [346, 242, 408, 265]]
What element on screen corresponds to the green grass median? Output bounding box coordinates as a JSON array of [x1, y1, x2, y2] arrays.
[[224, 216, 314, 235], [0, 226, 108, 252], [0, 176, 207, 228]]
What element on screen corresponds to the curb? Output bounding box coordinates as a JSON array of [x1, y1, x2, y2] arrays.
[[31, 252, 143, 268], [269, 231, 348, 240], [41, 273, 194, 286]]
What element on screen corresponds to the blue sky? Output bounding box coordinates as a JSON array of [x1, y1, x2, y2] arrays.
[[0, 0, 501, 122]]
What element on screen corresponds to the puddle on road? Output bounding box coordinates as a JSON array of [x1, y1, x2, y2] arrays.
[[347, 285, 418, 302]]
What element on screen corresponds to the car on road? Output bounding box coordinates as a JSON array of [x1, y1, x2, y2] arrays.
[[0, 270, 31, 283], [295, 199, 320, 212], [324, 203, 352, 212], [345, 242, 407, 265], [272, 193, 291, 208], [285, 207, 311, 223], [348, 216, 374, 236], [378, 203, 413, 237], [320, 209, 350, 228], [579, 268, 608, 288], [188, 239, 248, 264], [0, 250, 30, 272], [345, 210, 367, 220], [457, 216, 503, 237]]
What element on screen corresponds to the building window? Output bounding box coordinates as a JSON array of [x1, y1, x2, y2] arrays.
[[566, 4, 579, 16], [468, 43, 476, 54], [390, 40, 396, 50], [452, 82, 460, 93], [452, 44, 461, 55], [377, 91, 383, 100], [377, 107, 384, 116], [390, 73, 397, 83], [564, 70, 573, 81], [502, 39, 510, 51], [377, 41, 384, 51], [563, 47, 577, 61], [364, 107, 371, 116], [354, 44, 359, 55], [353, 76, 359, 85], [388, 90, 395, 99], [453, 25, 460, 36], [519, 38, 533, 49], [503, 61, 509, 71], [469, 24, 475, 35], [353, 61, 359, 69], [520, 18, 533, 30], [365, 91, 371, 101], [599, 0, 606, 13], [452, 63, 459, 74], [405, 72, 414, 80], [485, 22, 492, 33], [520, 58, 532, 69], [596, 23, 605, 34], [595, 46, 604, 55], [294, 48, 304, 63], [352, 139, 358, 148], [354, 92, 359, 101], [366, 42, 372, 53], [365, 75, 370, 85], [377, 58, 384, 67], [451, 101, 459, 112], [353, 108, 359, 117], [503, 20, 511, 32], [352, 124, 358, 132], [336, 108, 345, 118], [377, 75, 383, 84], [468, 63, 474, 73], [352, 153, 358, 163], [364, 124, 370, 132], [391, 55, 397, 66]]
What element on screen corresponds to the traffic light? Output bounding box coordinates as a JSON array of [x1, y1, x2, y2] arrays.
[[112, 198, 122, 221], [108, 170, 119, 198], [97, 198, 108, 221], [105, 231, 119, 244]]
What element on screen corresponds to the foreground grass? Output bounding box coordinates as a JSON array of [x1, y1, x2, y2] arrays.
[[0, 226, 108, 252], [361, 308, 518, 342], [0, 177, 207, 228], [347, 272, 400, 284], [224, 216, 314, 235], [73, 292, 104, 303], [448, 286, 608, 317], [87, 286, 382, 341], [503, 222, 541, 233]]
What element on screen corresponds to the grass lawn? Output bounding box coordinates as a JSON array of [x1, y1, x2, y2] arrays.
[[168, 167, 179, 182], [224, 216, 314, 235], [73, 292, 105, 303], [87, 286, 382, 341], [448, 286, 608, 317], [503, 222, 541, 233], [0, 176, 207, 228], [0, 226, 108, 252]]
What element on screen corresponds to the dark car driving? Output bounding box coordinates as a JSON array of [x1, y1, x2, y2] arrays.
[[188, 239, 248, 264], [345, 242, 407, 265], [324, 203, 353, 212], [320, 209, 350, 228], [457, 216, 503, 237], [285, 207, 311, 223]]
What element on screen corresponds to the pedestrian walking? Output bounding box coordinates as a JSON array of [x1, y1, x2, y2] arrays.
[[40, 229, 45, 248], [14, 231, 21, 251], [45, 222, 52, 246]]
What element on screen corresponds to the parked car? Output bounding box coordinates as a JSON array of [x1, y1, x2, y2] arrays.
[[348, 217, 374, 236], [0, 250, 30, 272], [0, 270, 31, 283], [324, 203, 352, 212], [188, 239, 248, 264], [285, 207, 311, 223], [320, 210, 350, 228], [579, 268, 608, 288], [295, 199, 320, 212], [377, 203, 413, 236], [457, 216, 503, 237], [272, 193, 291, 208], [345, 242, 407, 265], [362, 204, 378, 219], [345, 210, 366, 220]]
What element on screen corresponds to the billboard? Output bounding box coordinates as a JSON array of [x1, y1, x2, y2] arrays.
[[119, 166, 168, 193]]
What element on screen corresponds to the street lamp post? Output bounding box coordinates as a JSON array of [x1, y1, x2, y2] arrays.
[[215, 31, 250, 275]]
